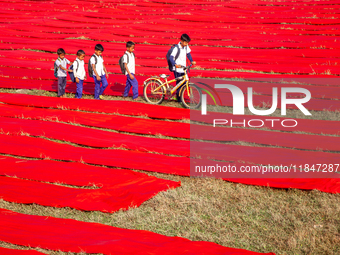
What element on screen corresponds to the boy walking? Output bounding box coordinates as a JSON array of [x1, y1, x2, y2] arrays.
[[123, 41, 138, 100], [169, 34, 196, 101], [90, 44, 109, 100], [73, 50, 87, 99], [55, 48, 72, 98]]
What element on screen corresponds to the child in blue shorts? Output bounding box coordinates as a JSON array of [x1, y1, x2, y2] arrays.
[[73, 50, 87, 99], [55, 48, 73, 98], [123, 41, 138, 100], [90, 44, 109, 100]]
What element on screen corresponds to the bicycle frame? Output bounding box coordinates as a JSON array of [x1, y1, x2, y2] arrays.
[[143, 68, 190, 97]]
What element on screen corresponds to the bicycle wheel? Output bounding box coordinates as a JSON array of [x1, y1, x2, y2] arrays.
[[143, 79, 165, 104], [180, 83, 202, 109]]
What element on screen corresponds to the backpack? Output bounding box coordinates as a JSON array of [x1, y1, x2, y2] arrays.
[[119, 52, 135, 74], [53, 58, 61, 78], [166, 44, 180, 72], [68, 59, 79, 83], [88, 54, 101, 78]]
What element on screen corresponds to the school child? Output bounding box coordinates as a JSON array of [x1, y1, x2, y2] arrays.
[[122, 41, 138, 100], [73, 50, 86, 99], [89, 44, 109, 100], [169, 34, 196, 101], [55, 48, 72, 98]]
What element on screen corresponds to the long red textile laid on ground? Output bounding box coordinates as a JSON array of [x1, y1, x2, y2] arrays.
[[0, 247, 44, 255], [0, 93, 190, 120], [0, 103, 339, 152], [0, 134, 190, 176], [224, 178, 340, 194], [192, 78, 340, 100], [191, 111, 340, 136], [2, 48, 340, 76], [0, 133, 339, 181], [0, 92, 339, 136], [0, 208, 275, 255], [0, 103, 190, 138], [0, 116, 191, 155], [1, 116, 339, 157], [0, 156, 180, 212], [2, 48, 340, 77]]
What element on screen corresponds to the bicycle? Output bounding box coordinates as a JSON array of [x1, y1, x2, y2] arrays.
[[143, 65, 202, 109]]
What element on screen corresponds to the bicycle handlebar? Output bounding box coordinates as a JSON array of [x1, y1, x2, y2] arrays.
[[181, 64, 193, 71]]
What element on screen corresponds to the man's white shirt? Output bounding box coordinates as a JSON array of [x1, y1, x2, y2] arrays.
[[90, 54, 105, 76], [170, 42, 191, 73], [123, 51, 135, 75]]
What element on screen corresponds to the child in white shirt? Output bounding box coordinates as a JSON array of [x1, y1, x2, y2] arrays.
[[55, 48, 72, 98], [170, 34, 196, 102], [123, 41, 138, 100], [73, 50, 87, 99], [90, 44, 109, 100]]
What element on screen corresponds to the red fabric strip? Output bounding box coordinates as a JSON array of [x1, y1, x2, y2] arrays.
[[0, 116, 190, 155], [0, 114, 339, 193], [2, 49, 340, 77], [0, 247, 44, 255], [0, 156, 180, 212], [0, 133, 190, 176], [1, 114, 339, 152], [0, 101, 339, 150], [0, 132, 338, 176], [0, 208, 274, 254], [1, 38, 340, 62], [0, 93, 189, 120], [0, 103, 190, 139], [191, 111, 340, 136]]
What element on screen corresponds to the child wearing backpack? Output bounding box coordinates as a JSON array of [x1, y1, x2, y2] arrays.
[[122, 41, 138, 100], [168, 34, 196, 102], [54, 48, 73, 98], [73, 50, 87, 99], [89, 44, 109, 100]]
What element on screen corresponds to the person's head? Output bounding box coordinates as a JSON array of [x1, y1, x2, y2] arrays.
[[57, 48, 65, 59], [180, 34, 191, 47], [94, 44, 104, 56], [126, 41, 135, 53], [77, 50, 85, 60]]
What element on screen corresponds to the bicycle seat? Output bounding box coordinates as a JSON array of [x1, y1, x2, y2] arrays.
[[159, 74, 170, 79]]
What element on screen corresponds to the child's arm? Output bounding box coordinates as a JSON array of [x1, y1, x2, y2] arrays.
[[57, 59, 72, 72], [170, 56, 181, 68], [187, 52, 196, 65], [58, 65, 72, 72], [103, 63, 109, 79], [124, 63, 134, 80], [170, 47, 182, 68], [92, 63, 100, 81], [66, 59, 73, 71], [74, 61, 79, 83], [91, 57, 101, 81]]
